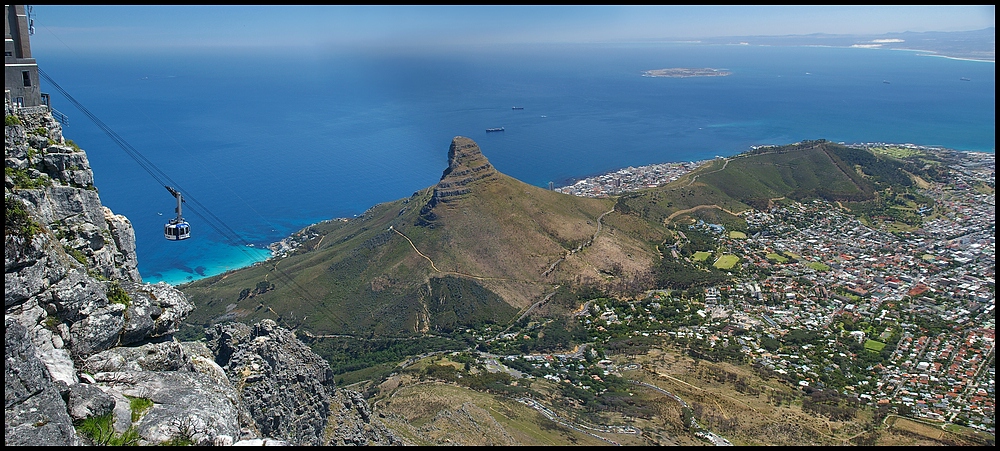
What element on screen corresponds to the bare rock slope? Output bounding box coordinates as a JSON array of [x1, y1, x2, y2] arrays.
[[5, 102, 400, 446]]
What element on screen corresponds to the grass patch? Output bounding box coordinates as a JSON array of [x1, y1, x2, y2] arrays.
[[692, 251, 712, 262], [806, 261, 830, 272], [728, 230, 747, 239], [65, 246, 88, 265], [107, 281, 133, 307], [375, 379, 607, 446], [5, 167, 53, 189], [5, 195, 42, 237], [863, 339, 886, 353], [765, 253, 788, 263], [127, 395, 153, 422], [870, 145, 921, 159], [713, 254, 739, 270], [334, 361, 399, 387], [75, 412, 141, 446], [887, 416, 946, 441]]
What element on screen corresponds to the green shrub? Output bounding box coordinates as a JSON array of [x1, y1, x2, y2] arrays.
[[32, 127, 48, 136], [5, 115, 20, 126], [75, 412, 141, 446], [127, 395, 154, 422], [66, 139, 81, 151], [6, 166, 53, 189], [107, 281, 132, 307], [65, 246, 88, 265], [5, 195, 41, 237], [43, 315, 61, 331]]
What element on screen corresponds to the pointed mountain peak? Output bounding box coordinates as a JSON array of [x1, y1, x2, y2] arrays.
[[441, 136, 497, 182], [434, 137, 499, 198], [417, 137, 501, 226]]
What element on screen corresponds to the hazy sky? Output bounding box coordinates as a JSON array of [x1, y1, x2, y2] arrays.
[[26, 5, 996, 53]]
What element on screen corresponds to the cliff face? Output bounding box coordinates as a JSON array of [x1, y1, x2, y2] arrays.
[[4, 103, 400, 446], [434, 136, 500, 202], [205, 320, 399, 446], [418, 136, 500, 226]]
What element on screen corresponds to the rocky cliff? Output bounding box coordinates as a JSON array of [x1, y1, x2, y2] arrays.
[[5, 102, 400, 446], [418, 136, 501, 226]]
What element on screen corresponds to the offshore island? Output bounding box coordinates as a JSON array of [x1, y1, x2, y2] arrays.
[[642, 67, 732, 77]]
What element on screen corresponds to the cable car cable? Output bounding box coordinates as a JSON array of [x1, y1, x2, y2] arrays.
[[39, 70, 282, 256], [39, 68, 342, 329], [35, 24, 380, 336], [41, 68, 247, 248]]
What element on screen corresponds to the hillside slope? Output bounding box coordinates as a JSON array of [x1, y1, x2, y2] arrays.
[[181, 139, 923, 339], [181, 137, 670, 336], [615, 139, 914, 228]]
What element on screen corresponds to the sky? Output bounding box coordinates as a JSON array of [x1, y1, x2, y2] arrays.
[[24, 5, 997, 54]]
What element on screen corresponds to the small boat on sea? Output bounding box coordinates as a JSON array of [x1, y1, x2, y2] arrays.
[[486, 127, 505, 132], [512, 106, 524, 110], [960, 77, 971, 81], [883, 80, 890, 84]]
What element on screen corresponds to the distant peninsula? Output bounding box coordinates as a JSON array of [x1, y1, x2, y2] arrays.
[[695, 27, 995, 62], [642, 68, 732, 78]]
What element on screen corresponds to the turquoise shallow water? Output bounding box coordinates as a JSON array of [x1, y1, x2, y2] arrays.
[[35, 43, 995, 285]]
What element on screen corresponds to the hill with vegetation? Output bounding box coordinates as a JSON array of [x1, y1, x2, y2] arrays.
[[615, 139, 925, 225], [179, 138, 939, 378], [613, 139, 936, 288], [171, 137, 991, 446], [180, 139, 935, 340], [180, 137, 670, 339]]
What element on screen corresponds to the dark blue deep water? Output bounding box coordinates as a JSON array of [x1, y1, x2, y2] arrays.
[[35, 43, 995, 284]]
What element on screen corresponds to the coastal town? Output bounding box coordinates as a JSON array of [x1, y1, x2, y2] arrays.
[[554, 160, 712, 197], [275, 142, 993, 441], [511, 143, 994, 435]]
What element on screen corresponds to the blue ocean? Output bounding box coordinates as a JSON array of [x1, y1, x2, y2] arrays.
[[34, 43, 995, 285]]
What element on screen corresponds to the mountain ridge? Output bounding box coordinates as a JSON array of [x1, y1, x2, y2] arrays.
[[422, 136, 501, 215], [181, 136, 668, 337], [180, 137, 918, 343]]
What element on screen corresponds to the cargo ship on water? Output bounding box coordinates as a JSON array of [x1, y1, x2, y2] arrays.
[[486, 127, 505, 132]]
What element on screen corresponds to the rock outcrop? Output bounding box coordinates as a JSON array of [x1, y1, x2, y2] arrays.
[[5, 103, 400, 446], [206, 320, 401, 446], [419, 136, 500, 226], [4, 317, 81, 446], [5, 107, 139, 283]]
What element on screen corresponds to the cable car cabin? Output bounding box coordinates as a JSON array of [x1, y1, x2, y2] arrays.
[[164, 219, 190, 241], [164, 186, 190, 240]]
